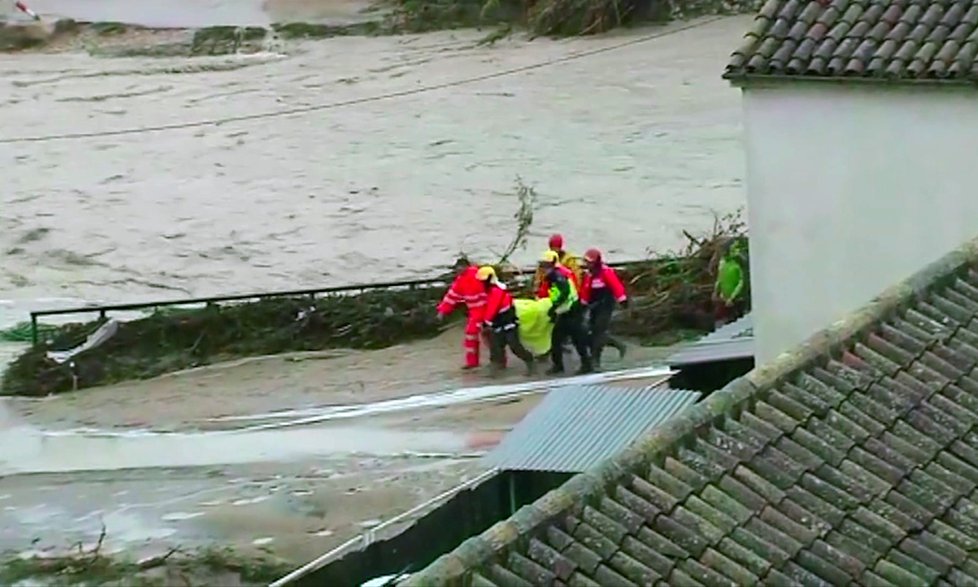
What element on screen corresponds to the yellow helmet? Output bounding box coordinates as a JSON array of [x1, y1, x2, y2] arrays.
[[475, 266, 497, 282], [540, 250, 560, 264]]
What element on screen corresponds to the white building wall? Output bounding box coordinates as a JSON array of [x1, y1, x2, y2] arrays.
[[742, 83, 978, 363]]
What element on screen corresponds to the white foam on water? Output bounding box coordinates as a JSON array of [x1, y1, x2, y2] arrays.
[[160, 511, 204, 521], [2, 18, 746, 308]]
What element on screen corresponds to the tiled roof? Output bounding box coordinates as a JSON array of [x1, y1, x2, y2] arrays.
[[725, 0, 978, 82], [402, 235, 978, 586]]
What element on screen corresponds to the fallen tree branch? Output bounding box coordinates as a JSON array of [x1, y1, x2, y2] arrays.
[[496, 175, 537, 266], [86, 524, 107, 566], [137, 547, 181, 570]]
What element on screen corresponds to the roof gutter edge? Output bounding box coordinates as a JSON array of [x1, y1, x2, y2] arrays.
[[723, 72, 978, 89]]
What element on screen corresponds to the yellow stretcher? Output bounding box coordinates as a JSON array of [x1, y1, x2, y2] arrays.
[[513, 297, 554, 356]]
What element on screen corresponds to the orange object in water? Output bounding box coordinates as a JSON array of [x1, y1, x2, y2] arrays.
[[15, 1, 40, 20]]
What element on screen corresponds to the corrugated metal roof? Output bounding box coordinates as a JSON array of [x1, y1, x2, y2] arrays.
[[666, 339, 754, 366], [698, 313, 753, 342], [667, 313, 755, 366], [483, 384, 701, 473]]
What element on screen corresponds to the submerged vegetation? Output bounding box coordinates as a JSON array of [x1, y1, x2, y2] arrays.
[[1, 178, 747, 397], [0, 542, 292, 587], [389, 0, 758, 36], [0, 0, 757, 57]]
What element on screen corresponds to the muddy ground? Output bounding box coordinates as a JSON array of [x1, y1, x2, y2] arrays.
[[6, 325, 672, 432], [0, 326, 674, 584], [0, 456, 485, 569]]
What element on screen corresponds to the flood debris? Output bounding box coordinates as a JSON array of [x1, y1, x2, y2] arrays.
[[1, 205, 745, 397], [390, 0, 760, 37], [0, 19, 388, 57], [189, 25, 268, 56], [0, 18, 75, 51], [0, 541, 292, 587], [1, 287, 446, 396], [272, 21, 386, 39], [0, 0, 759, 58]]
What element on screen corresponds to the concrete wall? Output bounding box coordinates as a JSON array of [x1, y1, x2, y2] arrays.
[[742, 82, 978, 363], [300, 470, 570, 587]]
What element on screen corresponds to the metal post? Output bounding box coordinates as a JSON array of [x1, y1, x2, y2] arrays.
[[509, 474, 517, 516], [31, 314, 38, 347]]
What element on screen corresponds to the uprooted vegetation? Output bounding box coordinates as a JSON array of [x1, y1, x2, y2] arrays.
[[0, 0, 758, 57], [0, 538, 292, 587], [0, 19, 381, 57], [0, 18, 77, 51], [387, 0, 760, 37], [0, 178, 747, 397]]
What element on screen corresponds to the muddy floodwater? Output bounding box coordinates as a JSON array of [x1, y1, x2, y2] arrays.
[[0, 16, 747, 579], [0, 17, 747, 316], [5, 0, 378, 28], [0, 324, 673, 571], [0, 423, 467, 475]]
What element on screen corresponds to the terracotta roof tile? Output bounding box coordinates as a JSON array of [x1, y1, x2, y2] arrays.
[[725, 0, 978, 82], [405, 237, 978, 586]]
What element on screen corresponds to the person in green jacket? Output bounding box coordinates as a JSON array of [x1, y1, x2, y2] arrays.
[[712, 238, 748, 328]]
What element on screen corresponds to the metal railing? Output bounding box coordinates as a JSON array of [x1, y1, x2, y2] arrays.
[[26, 276, 454, 346], [26, 259, 652, 346]]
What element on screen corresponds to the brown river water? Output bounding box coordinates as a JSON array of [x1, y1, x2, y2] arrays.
[[0, 16, 747, 325], [0, 13, 747, 572], [5, 0, 377, 28]]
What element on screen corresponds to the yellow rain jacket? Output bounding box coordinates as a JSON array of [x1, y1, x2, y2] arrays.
[[532, 251, 582, 295], [559, 251, 583, 284], [514, 297, 554, 356]]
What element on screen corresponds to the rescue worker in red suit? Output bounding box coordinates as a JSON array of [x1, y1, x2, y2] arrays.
[[476, 266, 535, 376], [436, 258, 488, 369], [581, 248, 628, 370]]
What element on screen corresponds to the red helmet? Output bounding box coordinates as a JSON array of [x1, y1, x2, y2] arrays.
[[584, 248, 602, 263], [548, 234, 564, 249]]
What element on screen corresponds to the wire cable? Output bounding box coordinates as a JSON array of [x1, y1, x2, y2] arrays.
[[1, 17, 723, 145]]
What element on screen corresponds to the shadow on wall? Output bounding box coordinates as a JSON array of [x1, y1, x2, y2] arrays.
[[296, 470, 572, 587]]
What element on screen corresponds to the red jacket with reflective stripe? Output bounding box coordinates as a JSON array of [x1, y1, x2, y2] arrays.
[[483, 284, 514, 326], [535, 265, 579, 299], [581, 264, 627, 305], [437, 266, 487, 316]]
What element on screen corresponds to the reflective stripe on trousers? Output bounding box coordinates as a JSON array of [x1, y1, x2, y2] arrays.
[[463, 314, 482, 367]]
